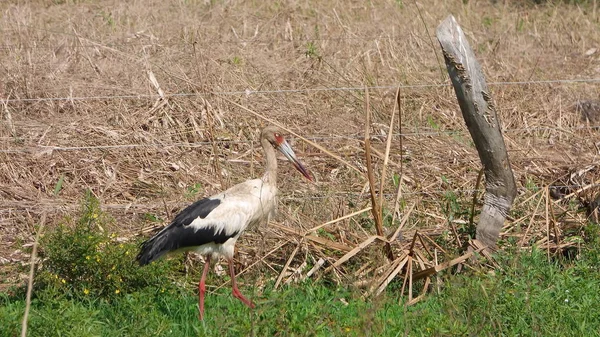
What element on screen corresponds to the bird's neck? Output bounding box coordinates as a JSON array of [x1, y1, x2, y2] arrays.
[[261, 138, 278, 184]]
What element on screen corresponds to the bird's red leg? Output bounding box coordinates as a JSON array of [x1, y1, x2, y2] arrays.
[[198, 255, 211, 320], [228, 258, 256, 308]]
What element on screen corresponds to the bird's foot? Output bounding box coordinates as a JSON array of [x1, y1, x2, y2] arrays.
[[232, 288, 256, 308]]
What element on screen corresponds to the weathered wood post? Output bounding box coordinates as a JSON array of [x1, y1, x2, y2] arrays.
[[436, 15, 517, 250]]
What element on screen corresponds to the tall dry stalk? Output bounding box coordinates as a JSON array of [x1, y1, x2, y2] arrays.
[[21, 213, 47, 337], [364, 86, 394, 261]]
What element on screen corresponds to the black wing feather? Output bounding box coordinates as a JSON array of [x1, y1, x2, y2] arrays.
[[136, 197, 239, 266]]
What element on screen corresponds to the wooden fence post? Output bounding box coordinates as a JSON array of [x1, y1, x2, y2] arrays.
[[436, 15, 517, 250]]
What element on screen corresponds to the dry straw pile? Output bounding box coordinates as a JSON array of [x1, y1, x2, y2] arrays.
[[1, 0, 599, 300]]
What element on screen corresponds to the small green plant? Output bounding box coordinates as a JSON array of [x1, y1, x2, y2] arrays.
[[99, 11, 115, 27], [516, 17, 525, 32], [53, 175, 65, 196], [305, 42, 321, 59], [358, 213, 374, 230], [231, 56, 243, 65], [317, 228, 336, 241], [36, 190, 178, 300], [443, 190, 461, 216], [142, 212, 162, 223], [185, 182, 203, 200], [482, 16, 494, 27], [392, 173, 401, 188], [524, 177, 539, 192], [426, 116, 440, 130]]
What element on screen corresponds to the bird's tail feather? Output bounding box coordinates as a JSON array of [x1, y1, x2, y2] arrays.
[[136, 231, 170, 266]]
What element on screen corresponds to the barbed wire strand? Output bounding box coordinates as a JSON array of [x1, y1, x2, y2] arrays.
[[1, 124, 599, 154], [0, 183, 598, 215], [0, 30, 581, 50], [2, 78, 599, 104]]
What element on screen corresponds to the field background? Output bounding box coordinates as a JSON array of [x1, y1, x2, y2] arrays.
[[1, 0, 600, 335]]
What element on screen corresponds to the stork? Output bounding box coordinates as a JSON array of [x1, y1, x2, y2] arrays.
[[136, 125, 312, 320]]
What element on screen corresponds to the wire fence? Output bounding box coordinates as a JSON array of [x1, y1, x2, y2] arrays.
[[1, 32, 599, 216], [1, 183, 598, 215], [2, 78, 599, 104], [0, 124, 599, 154], [0, 28, 582, 51]]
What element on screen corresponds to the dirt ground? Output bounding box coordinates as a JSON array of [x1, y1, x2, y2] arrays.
[[1, 0, 599, 292]]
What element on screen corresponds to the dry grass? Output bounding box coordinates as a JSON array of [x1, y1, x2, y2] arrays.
[[1, 0, 599, 298]]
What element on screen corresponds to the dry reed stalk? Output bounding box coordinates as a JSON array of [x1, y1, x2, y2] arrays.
[[518, 190, 545, 247], [274, 239, 302, 289], [271, 223, 352, 252], [388, 202, 415, 242], [540, 187, 558, 261], [470, 239, 499, 269], [390, 89, 405, 229], [305, 207, 371, 234], [547, 189, 561, 246], [398, 231, 420, 303], [212, 239, 292, 292], [284, 258, 307, 286], [2, 96, 16, 137], [412, 0, 445, 81], [412, 244, 486, 281], [21, 213, 46, 337], [448, 218, 462, 248], [364, 86, 394, 261], [412, 251, 431, 305], [419, 232, 448, 255], [416, 235, 435, 260], [302, 258, 325, 281], [377, 87, 399, 218], [326, 235, 386, 272], [401, 254, 413, 304], [373, 253, 409, 296], [72, 27, 101, 76]]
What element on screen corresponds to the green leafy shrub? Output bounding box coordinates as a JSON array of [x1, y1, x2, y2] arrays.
[[35, 190, 179, 300]]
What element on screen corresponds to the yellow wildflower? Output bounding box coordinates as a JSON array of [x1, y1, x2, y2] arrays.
[[85, 256, 90, 260], [115, 289, 120, 294], [61, 279, 66, 284], [84, 289, 90, 295]]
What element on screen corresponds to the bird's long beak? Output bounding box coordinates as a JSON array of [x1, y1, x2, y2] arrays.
[[278, 140, 313, 181]]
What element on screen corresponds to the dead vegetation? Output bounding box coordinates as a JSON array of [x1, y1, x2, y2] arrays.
[[1, 0, 599, 301]]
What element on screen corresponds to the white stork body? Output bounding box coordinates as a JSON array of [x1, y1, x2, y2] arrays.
[[187, 179, 278, 259], [137, 126, 312, 320], [151, 178, 278, 261]]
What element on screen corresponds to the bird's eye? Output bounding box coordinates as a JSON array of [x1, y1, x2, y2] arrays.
[[274, 133, 280, 138]]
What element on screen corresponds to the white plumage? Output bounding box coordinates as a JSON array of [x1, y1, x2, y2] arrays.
[[137, 125, 312, 320], [186, 178, 278, 259]]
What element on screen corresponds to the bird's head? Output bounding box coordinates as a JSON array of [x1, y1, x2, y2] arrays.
[[262, 126, 313, 181]]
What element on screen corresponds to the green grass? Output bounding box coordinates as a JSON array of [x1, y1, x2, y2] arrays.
[[3, 246, 600, 337], [3, 192, 600, 336]]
